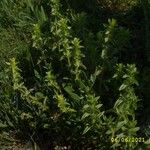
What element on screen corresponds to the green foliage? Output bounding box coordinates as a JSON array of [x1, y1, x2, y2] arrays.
[[0, 0, 149, 149]]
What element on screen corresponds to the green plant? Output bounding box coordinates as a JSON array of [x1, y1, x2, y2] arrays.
[[0, 0, 147, 149]]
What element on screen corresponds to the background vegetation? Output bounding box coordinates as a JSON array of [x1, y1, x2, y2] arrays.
[[0, 0, 150, 149]]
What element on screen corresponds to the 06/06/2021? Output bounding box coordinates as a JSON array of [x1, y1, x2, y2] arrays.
[[111, 137, 145, 143]]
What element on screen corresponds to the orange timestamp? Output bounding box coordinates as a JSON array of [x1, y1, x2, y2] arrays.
[[111, 137, 145, 143]]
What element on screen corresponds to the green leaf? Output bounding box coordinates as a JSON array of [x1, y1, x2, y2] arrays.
[[40, 6, 47, 22], [95, 96, 100, 101], [96, 104, 103, 109], [105, 37, 109, 43], [81, 113, 90, 120], [145, 138, 150, 144], [34, 70, 41, 79], [64, 86, 80, 100], [129, 127, 140, 132], [83, 126, 91, 135], [35, 92, 44, 98], [83, 104, 90, 109], [114, 99, 123, 108], [0, 123, 8, 129], [117, 133, 124, 138], [106, 130, 112, 135], [119, 84, 127, 91], [117, 121, 127, 129]]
